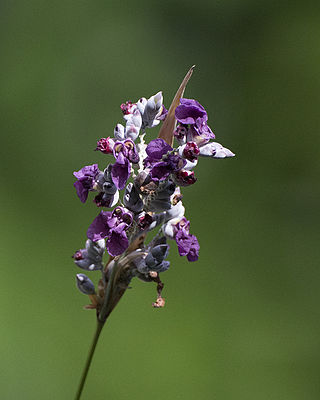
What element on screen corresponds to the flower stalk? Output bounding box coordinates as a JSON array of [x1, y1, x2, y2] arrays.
[[74, 320, 104, 400]]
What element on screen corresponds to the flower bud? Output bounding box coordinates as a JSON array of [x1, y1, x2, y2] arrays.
[[96, 137, 114, 154], [137, 97, 147, 114], [123, 182, 143, 213], [173, 170, 197, 187], [120, 101, 136, 115], [179, 142, 200, 162], [125, 109, 142, 141], [146, 244, 169, 266], [142, 91, 163, 128], [199, 142, 235, 158], [76, 274, 96, 295], [73, 239, 105, 271], [114, 124, 125, 141], [137, 212, 154, 230]]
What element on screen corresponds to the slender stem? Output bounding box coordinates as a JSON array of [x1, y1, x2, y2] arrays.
[[74, 320, 104, 400]]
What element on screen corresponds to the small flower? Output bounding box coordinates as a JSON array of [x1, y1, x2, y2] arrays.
[[175, 98, 215, 143], [87, 207, 133, 256], [95, 137, 114, 154], [73, 164, 100, 203], [145, 182, 176, 213], [174, 218, 200, 262], [175, 98, 207, 125], [87, 211, 112, 242], [113, 139, 139, 164], [150, 154, 186, 182], [144, 138, 173, 167]]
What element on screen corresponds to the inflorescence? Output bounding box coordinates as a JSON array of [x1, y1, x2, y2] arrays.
[[72, 76, 234, 319]]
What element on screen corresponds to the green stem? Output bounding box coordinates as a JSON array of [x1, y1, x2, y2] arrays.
[[74, 320, 104, 400]]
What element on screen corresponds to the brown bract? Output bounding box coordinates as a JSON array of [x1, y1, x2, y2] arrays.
[[157, 65, 195, 147]]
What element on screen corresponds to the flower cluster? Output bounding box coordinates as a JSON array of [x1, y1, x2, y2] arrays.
[[72, 82, 234, 315]]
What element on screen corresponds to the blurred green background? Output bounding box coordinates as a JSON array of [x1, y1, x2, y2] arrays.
[[1, 1, 319, 399]]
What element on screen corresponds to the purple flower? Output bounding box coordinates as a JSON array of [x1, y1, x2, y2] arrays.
[[106, 223, 129, 256], [87, 207, 133, 256], [175, 98, 215, 142], [113, 139, 139, 164], [87, 211, 112, 241], [175, 99, 208, 125], [111, 206, 133, 226], [173, 217, 200, 262], [111, 152, 131, 190], [145, 138, 172, 162], [73, 164, 100, 203], [144, 138, 173, 170], [150, 154, 186, 182]]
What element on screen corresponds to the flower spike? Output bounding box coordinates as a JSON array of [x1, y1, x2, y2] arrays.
[[72, 67, 235, 399]]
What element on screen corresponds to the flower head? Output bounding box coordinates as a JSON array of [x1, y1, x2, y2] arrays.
[[72, 67, 235, 312]]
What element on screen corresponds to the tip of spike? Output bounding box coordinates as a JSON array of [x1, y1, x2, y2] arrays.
[[157, 66, 195, 146]]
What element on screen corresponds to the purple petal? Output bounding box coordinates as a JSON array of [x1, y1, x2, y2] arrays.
[[146, 138, 172, 161], [74, 180, 89, 203], [106, 216, 118, 230], [87, 211, 112, 241], [150, 161, 171, 181], [175, 228, 194, 256], [111, 153, 131, 190], [73, 164, 100, 203], [186, 235, 200, 262], [175, 99, 207, 125], [106, 223, 129, 256], [157, 105, 168, 121], [73, 164, 99, 180]]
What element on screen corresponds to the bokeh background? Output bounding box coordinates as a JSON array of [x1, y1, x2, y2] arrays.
[[1, 1, 319, 399]]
